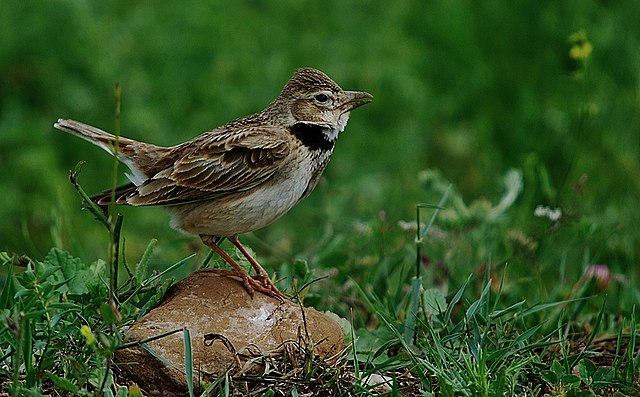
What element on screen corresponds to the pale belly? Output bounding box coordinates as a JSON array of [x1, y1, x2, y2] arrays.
[[167, 168, 312, 237]]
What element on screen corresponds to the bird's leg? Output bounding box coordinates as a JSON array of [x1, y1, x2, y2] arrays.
[[227, 235, 287, 300], [200, 236, 255, 297], [200, 236, 286, 300]]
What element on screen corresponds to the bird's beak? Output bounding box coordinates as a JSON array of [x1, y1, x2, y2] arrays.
[[342, 91, 373, 112]]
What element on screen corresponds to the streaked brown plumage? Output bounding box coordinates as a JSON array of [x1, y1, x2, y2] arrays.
[[54, 67, 372, 299]]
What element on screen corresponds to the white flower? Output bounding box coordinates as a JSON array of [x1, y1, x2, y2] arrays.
[[534, 205, 562, 221]]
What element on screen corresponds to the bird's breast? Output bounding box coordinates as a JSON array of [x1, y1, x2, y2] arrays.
[[168, 149, 331, 237]]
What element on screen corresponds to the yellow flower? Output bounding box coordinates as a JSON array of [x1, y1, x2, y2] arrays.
[[80, 325, 96, 346], [128, 384, 143, 397], [569, 30, 593, 60]]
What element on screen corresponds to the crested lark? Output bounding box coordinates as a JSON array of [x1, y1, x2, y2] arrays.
[[54, 67, 372, 299]]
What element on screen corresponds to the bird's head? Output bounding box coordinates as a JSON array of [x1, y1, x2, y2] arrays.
[[270, 68, 372, 140]]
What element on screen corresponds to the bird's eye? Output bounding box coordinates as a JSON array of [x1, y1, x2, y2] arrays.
[[314, 93, 329, 103]]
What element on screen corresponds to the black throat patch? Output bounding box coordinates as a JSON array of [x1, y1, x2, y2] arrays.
[[290, 122, 335, 151]]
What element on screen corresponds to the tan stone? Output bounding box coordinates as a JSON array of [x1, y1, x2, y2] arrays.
[[114, 270, 344, 395]]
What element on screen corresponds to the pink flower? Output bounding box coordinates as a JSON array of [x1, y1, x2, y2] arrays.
[[584, 265, 611, 291]]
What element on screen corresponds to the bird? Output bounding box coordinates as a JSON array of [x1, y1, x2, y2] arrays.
[[54, 67, 372, 299]]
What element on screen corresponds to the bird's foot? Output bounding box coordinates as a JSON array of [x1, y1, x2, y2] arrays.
[[230, 271, 288, 301], [198, 268, 287, 301], [200, 235, 288, 301], [249, 273, 288, 301]]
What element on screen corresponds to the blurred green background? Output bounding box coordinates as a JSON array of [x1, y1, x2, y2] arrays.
[[1, 1, 638, 283]]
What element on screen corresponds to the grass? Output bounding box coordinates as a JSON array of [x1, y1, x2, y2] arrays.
[[1, 167, 638, 395]]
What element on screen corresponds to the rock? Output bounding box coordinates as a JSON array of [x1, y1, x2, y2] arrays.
[[114, 270, 344, 396]]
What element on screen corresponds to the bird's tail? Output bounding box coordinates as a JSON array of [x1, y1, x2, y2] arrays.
[[54, 118, 161, 185], [53, 119, 135, 155]]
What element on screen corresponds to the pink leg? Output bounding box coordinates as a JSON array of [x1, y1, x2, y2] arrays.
[[227, 236, 287, 299], [201, 235, 287, 300]]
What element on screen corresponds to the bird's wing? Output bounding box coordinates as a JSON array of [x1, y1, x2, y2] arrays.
[[112, 125, 291, 206]]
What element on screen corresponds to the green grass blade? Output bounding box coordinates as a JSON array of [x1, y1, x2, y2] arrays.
[[184, 327, 194, 397], [628, 305, 638, 374], [142, 254, 196, 287], [489, 300, 526, 320], [115, 385, 130, 397], [417, 184, 451, 241], [223, 371, 230, 396], [135, 238, 157, 281], [22, 319, 34, 386], [444, 274, 471, 325], [140, 343, 180, 369], [68, 162, 110, 230], [200, 249, 217, 269], [118, 327, 183, 349], [404, 276, 422, 346], [0, 255, 15, 309], [465, 279, 491, 320], [569, 295, 606, 369], [46, 371, 79, 393]]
